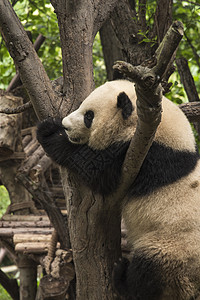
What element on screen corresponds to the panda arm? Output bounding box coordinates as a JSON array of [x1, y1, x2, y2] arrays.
[[37, 118, 128, 195], [37, 117, 79, 167], [36, 118, 112, 189]]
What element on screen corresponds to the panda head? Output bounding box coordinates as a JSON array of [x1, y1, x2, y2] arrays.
[[62, 80, 137, 149]]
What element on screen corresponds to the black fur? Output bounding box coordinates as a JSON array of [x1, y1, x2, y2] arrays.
[[37, 118, 199, 196], [37, 117, 129, 195], [117, 92, 134, 120], [129, 142, 199, 197], [113, 254, 164, 300]]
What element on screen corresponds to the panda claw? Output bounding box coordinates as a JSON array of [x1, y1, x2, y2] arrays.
[[114, 257, 122, 266]]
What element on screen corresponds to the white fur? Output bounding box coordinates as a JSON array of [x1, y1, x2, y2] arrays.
[[63, 80, 196, 151]]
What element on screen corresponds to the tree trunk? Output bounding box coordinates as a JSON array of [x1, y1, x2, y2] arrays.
[[62, 170, 122, 299], [50, 1, 123, 298], [100, 0, 173, 77], [100, 19, 125, 80]]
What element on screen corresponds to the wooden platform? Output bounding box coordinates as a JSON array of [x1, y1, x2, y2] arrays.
[[0, 214, 56, 254]]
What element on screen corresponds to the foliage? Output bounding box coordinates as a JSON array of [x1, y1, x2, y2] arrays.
[[0, 0, 106, 90], [0, 0, 62, 89], [168, 0, 200, 102], [137, 29, 157, 46], [0, 186, 10, 218], [0, 0, 199, 100], [124, 1, 200, 105], [93, 33, 106, 87], [0, 285, 12, 300], [166, 74, 188, 105], [135, 0, 200, 104]]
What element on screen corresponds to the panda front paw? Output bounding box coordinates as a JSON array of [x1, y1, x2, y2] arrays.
[[112, 257, 130, 297], [113, 257, 130, 279], [37, 117, 63, 141]]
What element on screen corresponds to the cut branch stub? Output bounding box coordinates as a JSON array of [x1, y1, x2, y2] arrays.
[[153, 20, 184, 79], [111, 61, 163, 200], [113, 21, 184, 84], [122, 74, 162, 195], [112, 20, 184, 198]]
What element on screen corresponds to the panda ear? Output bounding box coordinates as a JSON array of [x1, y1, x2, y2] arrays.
[[117, 92, 134, 120]]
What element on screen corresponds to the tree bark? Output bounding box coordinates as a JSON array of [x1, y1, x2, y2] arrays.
[[176, 57, 200, 102], [62, 170, 122, 299], [176, 57, 200, 136], [0, 93, 23, 156], [6, 34, 46, 93], [179, 102, 200, 122], [100, 0, 174, 78], [50, 0, 119, 115], [100, 20, 125, 80], [152, 0, 173, 43]]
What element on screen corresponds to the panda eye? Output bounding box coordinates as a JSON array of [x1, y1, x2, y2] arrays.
[[84, 110, 94, 128]]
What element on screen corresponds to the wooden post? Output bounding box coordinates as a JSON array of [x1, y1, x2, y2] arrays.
[[18, 256, 37, 300]]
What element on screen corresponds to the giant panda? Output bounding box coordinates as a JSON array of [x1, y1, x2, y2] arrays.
[[37, 80, 200, 300]]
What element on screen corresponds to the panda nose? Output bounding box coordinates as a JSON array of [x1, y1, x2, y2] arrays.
[[62, 117, 72, 131]]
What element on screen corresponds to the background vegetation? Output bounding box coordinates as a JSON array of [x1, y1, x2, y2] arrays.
[[0, 186, 10, 219]]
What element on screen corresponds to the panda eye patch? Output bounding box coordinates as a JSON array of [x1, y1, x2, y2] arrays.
[[84, 110, 94, 128]]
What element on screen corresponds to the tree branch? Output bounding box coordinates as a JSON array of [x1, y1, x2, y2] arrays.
[[153, 20, 184, 78], [113, 62, 162, 194], [152, 0, 173, 44], [93, 0, 120, 37], [179, 102, 200, 122], [112, 20, 184, 198], [6, 33, 46, 93], [0, 0, 58, 120], [50, 0, 119, 115], [0, 269, 19, 300], [108, 0, 142, 66], [0, 101, 32, 114], [176, 56, 200, 136], [184, 32, 200, 70], [176, 57, 200, 102]]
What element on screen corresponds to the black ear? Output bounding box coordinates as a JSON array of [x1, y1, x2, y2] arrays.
[[117, 92, 134, 120]]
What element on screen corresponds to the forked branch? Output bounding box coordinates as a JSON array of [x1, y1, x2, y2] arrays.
[[112, 20, 184, 198]]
